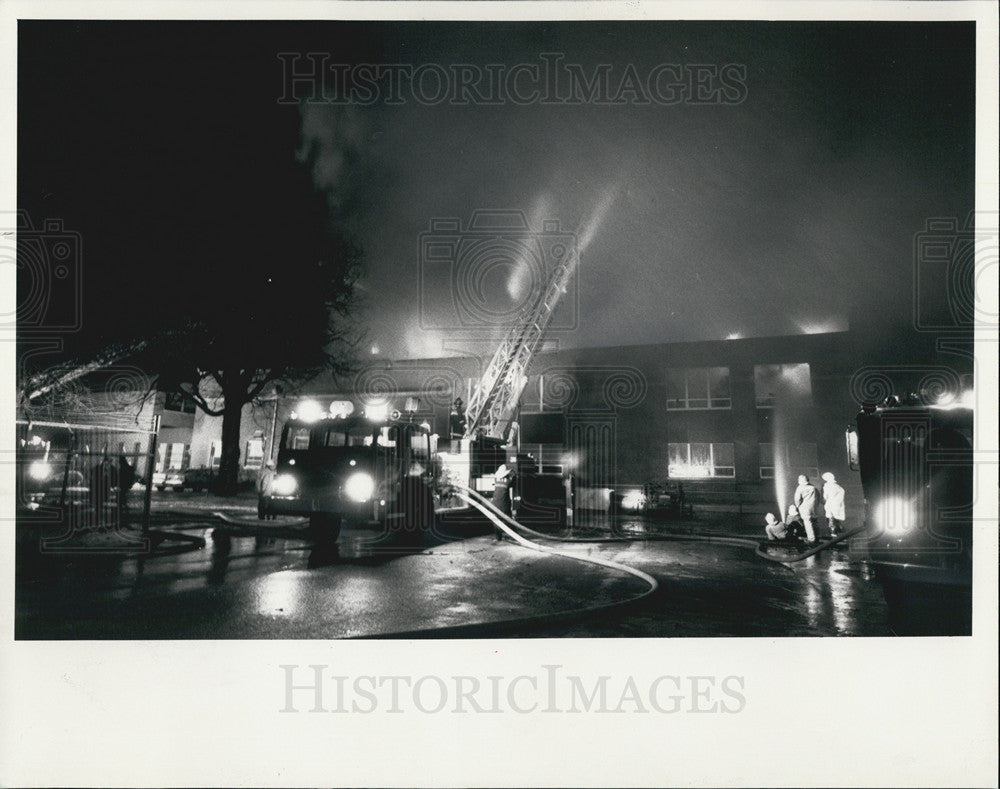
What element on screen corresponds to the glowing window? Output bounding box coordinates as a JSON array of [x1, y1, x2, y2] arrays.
[[244, 439, 264, 469], [668, 442, 735, 478]]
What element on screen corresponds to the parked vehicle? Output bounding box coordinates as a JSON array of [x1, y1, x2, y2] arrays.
[[153, 466, 212, 491], [180, 467, 212, 492]]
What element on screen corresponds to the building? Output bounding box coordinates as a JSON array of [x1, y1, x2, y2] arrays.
[[182, 328, 971, 519]]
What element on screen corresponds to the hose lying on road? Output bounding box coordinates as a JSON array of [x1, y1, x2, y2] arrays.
[[460, 486, 865, 565], [212, 511, 308, 525], [753, 525, 868, 562], [451, 485, 658, 595], [364, 486, 660, 639], [212, 492, 862, 568]]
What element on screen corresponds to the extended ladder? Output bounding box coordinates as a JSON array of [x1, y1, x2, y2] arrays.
[[464, 251, 578, 441]]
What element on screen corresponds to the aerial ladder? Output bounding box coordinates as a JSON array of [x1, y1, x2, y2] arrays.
[[463, 250, 579, 443], [458, 248, 579, 527]]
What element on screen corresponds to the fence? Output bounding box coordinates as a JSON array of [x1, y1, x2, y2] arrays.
[[16, 416, 160, 552]]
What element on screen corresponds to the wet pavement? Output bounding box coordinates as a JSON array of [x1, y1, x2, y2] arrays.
[[15, 498, 899, 638]]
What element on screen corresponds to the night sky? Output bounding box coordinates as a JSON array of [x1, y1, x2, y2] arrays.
[[18, 21, 975, 364]]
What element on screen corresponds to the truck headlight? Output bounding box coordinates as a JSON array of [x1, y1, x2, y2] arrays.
[[876, 497, 914, 535], [271, 474, 298, 497], [28, 461, 52, 481], [345, 472, 375, 502]]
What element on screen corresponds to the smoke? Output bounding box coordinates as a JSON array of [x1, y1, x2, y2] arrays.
[[296, 103, 372, 218]]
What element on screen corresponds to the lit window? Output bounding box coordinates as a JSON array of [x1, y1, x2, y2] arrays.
[[666, 368, 731, 410], [244, 439, 264, 470], [208, 440, 222, 469], [168, 442, 186, 470], [668, 442, 735, 478]]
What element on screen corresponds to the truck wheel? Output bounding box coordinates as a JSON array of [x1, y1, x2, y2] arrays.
[[309, 514, 342, 543]]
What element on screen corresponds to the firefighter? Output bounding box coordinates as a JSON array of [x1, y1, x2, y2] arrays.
[[257, 459, 276, 520], [821, 472, 846, 538], [764, 512, 787, 541], [793, 474, 818, 543], [784, 505, 807, 543], [492, 462, 515, 541], [449, 397, 467, 440]]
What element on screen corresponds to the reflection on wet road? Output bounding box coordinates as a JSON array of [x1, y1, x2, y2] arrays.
[[16, 522, 893, 639]]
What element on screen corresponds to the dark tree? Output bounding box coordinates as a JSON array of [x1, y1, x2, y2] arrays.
[[156, 201, 362, 493], [149, 137, 363, 493], [17, 23, 365, 494]]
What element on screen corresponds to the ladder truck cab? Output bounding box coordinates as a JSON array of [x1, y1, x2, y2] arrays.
[[848, 394, 973, 633], [265, 413, 436, 543]]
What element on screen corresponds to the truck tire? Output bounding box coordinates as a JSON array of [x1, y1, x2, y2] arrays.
[[309, 513, 342, 543]]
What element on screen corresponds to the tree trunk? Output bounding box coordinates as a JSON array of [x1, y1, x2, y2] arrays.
[[217, 377, 245, 496]]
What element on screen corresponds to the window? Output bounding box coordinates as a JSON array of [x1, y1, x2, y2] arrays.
[[754, 364, 812, 408], [759, 442, 818, 480], [668, 442, 735, 478], [163, 391, 196, 414], [322, 429, 348, 448], [208, 440, 222, 469], [167, 442, 187, 470], [244, 439, 264, 470], [284, 427, 311, 451], [666, 368, 731, 410]]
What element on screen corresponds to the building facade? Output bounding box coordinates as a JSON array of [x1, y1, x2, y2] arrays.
[[173, 329, 971, 514]]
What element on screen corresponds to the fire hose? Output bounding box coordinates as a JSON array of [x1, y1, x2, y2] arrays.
[[450, 485, 658, 596], [458, 485, 866, 566]]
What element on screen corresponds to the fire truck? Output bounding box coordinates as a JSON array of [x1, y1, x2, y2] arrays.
[[848, 394, 974, 634], [263, 410, 436, 544], [263, 230, 579, 541], [453, 239, 579, 527]]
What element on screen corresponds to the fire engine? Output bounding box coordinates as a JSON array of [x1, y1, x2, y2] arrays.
[[848, 394, 973, 633], [262, 233, 580, 541], [263, 408, 436, 544]]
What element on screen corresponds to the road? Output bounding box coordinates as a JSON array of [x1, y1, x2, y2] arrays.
[[15, 493, 900, 638]]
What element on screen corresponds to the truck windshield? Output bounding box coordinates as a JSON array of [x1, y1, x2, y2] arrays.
[[285, 426, 311, 450], [321, 426, 372, 447]]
